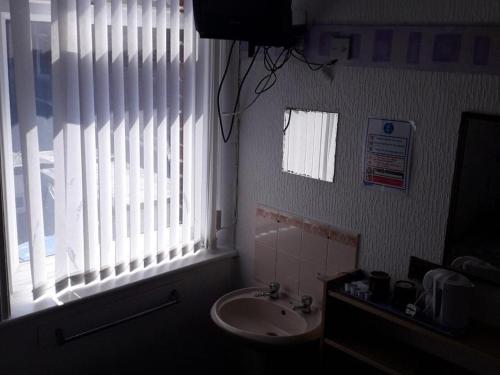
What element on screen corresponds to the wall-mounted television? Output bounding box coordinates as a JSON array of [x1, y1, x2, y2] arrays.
[[193, 0, 294, 46]]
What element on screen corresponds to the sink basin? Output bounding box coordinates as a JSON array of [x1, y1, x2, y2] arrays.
[[211, 287, 322, 345]]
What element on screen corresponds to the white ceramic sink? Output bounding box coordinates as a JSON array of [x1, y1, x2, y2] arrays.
[[210, 287, 322, 345]]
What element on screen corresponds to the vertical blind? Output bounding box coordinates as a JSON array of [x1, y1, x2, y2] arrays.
[[7, 0, 210, 300]]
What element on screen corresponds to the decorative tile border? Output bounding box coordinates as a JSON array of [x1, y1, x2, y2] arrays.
[[256, 205, 359, 250], [329, 229, 359, 248], [256, 206, 280, 222], [303, 219, 330, 238], [278, 213, 303, 228]]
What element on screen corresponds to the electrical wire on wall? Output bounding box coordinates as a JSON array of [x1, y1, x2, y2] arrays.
[[217, 42, 338, 143], [283, 107, 293, 134]]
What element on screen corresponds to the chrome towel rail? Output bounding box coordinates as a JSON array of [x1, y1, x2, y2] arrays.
[[55, 289, 180, 345]]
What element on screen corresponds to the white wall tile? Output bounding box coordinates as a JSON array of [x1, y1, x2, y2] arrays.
[[298, 258, 326, 305], [255, 206, 359, 301], [276, 251, 300, 296], [326, 238, 358, 277], [277, 214, 302, 258], [300, 223, 329, 264], [254, 245, 276, 284], [255, 208, 279, 249]]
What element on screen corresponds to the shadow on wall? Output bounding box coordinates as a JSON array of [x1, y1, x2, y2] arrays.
[[0, 258, 237, 375]]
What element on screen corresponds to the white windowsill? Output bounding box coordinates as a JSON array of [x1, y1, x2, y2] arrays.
[[6, 248, 237, 321]]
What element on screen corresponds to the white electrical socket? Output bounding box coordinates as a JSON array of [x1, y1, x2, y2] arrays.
[[329, 37, 350, 61]]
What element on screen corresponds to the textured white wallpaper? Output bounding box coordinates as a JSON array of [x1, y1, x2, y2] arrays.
[[234, 0, 500, 284]]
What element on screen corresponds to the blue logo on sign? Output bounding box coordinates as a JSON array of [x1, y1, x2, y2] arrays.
[[384, 122, 394, 134]]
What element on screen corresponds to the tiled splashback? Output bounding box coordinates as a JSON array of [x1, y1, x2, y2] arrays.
[[254, 205, 359, 305]]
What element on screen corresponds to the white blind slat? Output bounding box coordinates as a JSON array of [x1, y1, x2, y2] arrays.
[[169, 0, 181, 256], [295, 111, 305, 173], [156, 0, 168, 262], [9, 0, 48, 298], [51, 0, 68, 292], [62, 0, 85, 283], [203, 39, 218, 246], [286, 113, 293, 171], [182, 0, 195, 252], [142, 0, 155, 266], [304, 110, 314, 178], [94, 0, 113, 279], [77, 0, 99, 283], [282, 111, 289, 171], [194, 35, 207, 246], [127, 0, 142, 270], [111, 0, 128, 274], [319, 113, 327, 179], [312, 111, 322, 180], [311, 111, 321, 179], [288, 111, 295, 172], [325, 113, 337, 181]]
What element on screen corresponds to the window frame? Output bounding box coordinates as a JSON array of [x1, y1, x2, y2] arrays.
[[0, 2, 221, 320], [0, 9, 52, 299], [0, 177, 9, 320]]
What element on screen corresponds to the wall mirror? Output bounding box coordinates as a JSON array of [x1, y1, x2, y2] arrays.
[[282, 108, 338, 182], [444, 112, 500, 285]]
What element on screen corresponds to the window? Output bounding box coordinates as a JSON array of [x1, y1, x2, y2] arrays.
[[0, 0, 214, 309]]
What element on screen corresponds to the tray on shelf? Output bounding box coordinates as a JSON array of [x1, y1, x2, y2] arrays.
[[327, 271, 464, 337]]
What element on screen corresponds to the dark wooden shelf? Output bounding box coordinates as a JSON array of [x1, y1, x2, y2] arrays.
[[324, 337, 418, 375], [327, 290, 500, 374]]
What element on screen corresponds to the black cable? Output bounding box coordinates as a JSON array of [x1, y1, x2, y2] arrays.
[[283, 108, 293, 134], [218, 43, 338, 143], [222, 46, 261, 143], [291, 48, 337, 71], [227, 47, 290, 116], [217, 40, 237, 144], [291, 49, 322, 69], [255, 47, 292, 95]]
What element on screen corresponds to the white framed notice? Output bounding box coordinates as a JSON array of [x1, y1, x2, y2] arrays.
[[363, 118, 414, 193]]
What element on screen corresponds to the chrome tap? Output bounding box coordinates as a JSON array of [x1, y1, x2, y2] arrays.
[[291, 295, 313, 313], [255, 281, 280, 299]]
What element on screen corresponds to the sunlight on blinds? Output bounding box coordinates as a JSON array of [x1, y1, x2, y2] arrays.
[[5, 0, 210, 300], [9, 0, 48, 299], [169, 0, 181, 257], [111, 0, 128, 274]]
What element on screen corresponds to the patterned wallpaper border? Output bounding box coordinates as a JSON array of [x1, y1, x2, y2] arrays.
[[305, 24, 500, 75]]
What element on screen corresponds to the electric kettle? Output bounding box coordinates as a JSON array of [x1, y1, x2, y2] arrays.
[[422, 269, 474, 330]]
